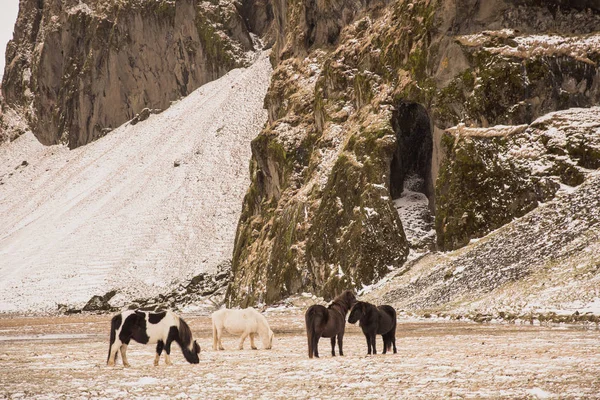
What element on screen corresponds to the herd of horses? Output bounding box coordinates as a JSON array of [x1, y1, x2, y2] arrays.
[[106, 290, 397, 366]]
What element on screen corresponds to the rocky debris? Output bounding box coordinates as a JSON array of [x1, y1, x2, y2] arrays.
[[229, 0, 600, 305], [58, 290, 117, 315], [57, 261, 232, 315], [126, 260, 232, 313], [0, 103, 30, 144], [78, 290, 118, 313], [129, 108, 158, 126]]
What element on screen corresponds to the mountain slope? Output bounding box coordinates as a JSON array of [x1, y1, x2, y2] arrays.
[[0, 51, 272, 313]]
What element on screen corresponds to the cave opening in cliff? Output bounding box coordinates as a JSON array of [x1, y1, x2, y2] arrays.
[[389, 102, 436, 250], [390, 102, 433, 201]]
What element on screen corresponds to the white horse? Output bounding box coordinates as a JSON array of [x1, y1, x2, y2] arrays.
[[211, 307, 274, 350]]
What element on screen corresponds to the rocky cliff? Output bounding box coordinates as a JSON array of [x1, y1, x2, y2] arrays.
[[1, 0, 272, 148], [228, 0, 600, 305]]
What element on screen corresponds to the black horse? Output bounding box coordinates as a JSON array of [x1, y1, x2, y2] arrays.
[[348, 301, 397, 355], [305, 290, 356, 358]]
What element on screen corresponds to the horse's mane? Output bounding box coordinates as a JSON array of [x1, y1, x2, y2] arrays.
[[327, 291, 355, 314], [178, 317, 193, 346]]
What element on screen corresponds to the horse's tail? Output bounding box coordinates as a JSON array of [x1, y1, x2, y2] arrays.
[[107, 313, 122, 364], [305, 305, 327, 359], [382, 305, 397, 352]]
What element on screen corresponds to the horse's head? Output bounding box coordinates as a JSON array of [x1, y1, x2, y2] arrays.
[[184, 340, 201, 364], [341, 290, 357, 310], [348, 301, 365, 324], [263, 329, 274, 349]]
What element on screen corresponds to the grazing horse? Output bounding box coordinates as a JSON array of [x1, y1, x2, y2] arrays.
[[348, 301, 397, 355], [107, 310, 200, 367], [211, 307, 274, 350], [305, 290, 356, 358]]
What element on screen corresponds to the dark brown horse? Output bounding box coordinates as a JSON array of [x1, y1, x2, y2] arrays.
[[305, 290, 356, 358], [348, 301, 397, 355]]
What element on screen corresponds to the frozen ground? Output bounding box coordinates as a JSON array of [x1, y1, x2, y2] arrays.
[[0, 51, 272, 313], [0, 310, 598, 399]]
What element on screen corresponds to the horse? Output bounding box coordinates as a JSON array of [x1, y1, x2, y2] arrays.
[[305, 290, 356, 358], [348, 301, 397, 355], [107, 310, 200, 367], [211, 307, 274, 350]]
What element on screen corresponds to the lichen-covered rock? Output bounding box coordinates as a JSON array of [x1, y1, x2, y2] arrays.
[[436, 107, 600, 250], [1, 0, 268, 148], [229, 0, 600, 305]]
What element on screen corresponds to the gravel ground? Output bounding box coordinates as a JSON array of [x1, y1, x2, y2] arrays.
[[0, 310, 599, 399]]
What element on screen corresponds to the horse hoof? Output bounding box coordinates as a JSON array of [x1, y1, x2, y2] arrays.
[[107, 362, 115, 367], [123, 363, 131, 368], [251, 347, 257, 350]]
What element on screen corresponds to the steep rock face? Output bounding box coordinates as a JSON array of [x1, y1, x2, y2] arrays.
[[229, 0, 600, 305], [1, 0, 263, 148]]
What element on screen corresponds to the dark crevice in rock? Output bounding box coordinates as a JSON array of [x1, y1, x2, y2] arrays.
[[239, 0, 274, 39], [390, 102, 434, 204]]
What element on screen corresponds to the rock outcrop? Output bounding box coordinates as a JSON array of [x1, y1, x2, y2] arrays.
[[1, 0, 271, 148], [228, 0, 600, 305]]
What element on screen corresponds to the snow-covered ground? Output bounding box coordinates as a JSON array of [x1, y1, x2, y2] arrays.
[[0, 311, 598, 399], [0, 51, 272, 313]]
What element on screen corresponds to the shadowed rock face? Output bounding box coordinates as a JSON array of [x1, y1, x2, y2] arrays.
[[228, 0, 600, 305], [1, 0, 271, 148]]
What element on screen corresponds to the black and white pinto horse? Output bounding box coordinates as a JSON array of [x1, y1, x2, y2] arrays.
[[107, 310, 200, 367], [348, 301, 397, 355]]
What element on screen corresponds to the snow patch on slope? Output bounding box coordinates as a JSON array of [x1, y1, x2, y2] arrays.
[[0, 51, 272, 313]]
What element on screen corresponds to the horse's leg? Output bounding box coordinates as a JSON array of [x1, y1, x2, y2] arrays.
[[238, 332, 249, 350], [120, 343, 130, 367], [371, 333, 377, 355], [154, 341, 164, 366], [338, 332, 344, 356], [382, 334, 388, 354], [365, 333, 372, 355], [164, 340, 173, 365], [107, 338, 121, 366], [250, 333, 258, 350], [216, 327, 225, 350], [212, 322, 218, 351], [330, 336, 336, 357], [312, 333, 320, 358]]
